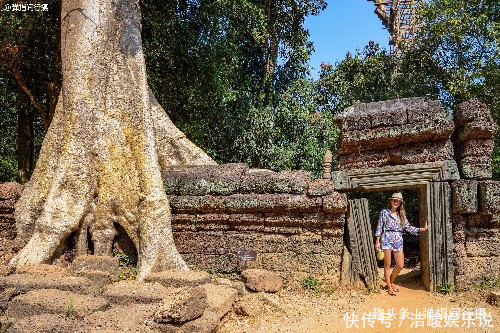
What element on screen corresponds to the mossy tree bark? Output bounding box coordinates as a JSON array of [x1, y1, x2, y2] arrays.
[[10, 0, 215, 280]]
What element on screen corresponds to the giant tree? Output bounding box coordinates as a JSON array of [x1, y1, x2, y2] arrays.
[[10, 0, 215, 280]]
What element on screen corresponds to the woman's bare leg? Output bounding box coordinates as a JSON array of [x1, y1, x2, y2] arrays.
[[390, 250, 405, 289], [383, 249, 393, 293]]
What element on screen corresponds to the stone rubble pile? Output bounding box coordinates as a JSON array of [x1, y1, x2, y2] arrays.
[[0, 257, 241, 333]]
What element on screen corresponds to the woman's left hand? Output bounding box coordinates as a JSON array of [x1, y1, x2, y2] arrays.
[[421, 220, 431, 232]]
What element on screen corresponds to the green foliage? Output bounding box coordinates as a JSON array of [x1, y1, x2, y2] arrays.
[[474, 276, 500, 291], [0, 0, 61, 180], [437, 282, 455, 295], [65, 297, 75, 318], [114, 250, 138, 281], [141, 0, 330, 172], [301, 275, 319, 293]]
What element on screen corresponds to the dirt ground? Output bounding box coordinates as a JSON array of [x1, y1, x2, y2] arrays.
[[218, 268, 499, 333]]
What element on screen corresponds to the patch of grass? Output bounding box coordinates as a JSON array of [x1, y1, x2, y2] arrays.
[[301, 275, 319, 293], [115, 252, 137, 267], [65, 297, 75, 318], [474, 277, 500, 291], [437, 282, 455, 294]]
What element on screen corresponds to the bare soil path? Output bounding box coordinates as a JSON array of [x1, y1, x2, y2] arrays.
[[218, 269, 499, 333]]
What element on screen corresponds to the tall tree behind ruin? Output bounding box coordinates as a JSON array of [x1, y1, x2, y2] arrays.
[[10, 0, 215, 280]]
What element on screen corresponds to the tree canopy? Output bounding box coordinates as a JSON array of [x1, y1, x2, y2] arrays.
[[0, 0, 498, 181]]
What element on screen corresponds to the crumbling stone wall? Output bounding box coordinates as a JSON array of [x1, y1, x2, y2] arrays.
[[0, 182, 22, 263], [451, 101, 499, 289], [0, 167, 347, 284], [163, 164, 347, 284]]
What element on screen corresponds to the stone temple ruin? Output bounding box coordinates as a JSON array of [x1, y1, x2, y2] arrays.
[[0, 97, 498, 331]]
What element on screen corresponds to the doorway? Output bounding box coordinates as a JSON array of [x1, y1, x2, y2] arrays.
[[334, 161, 457, 291]]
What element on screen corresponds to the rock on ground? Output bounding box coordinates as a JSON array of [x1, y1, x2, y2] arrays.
[[153, 286, 207, 323], [6, 288, 109, 319], [242, 269, 283, 292]]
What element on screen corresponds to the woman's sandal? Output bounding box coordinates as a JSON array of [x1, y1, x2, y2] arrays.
[[391, 285, 400, 292], [388, 290, 397, 296]]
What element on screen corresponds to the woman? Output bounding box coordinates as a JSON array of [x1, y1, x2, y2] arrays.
[[374, 192, 430, 296]]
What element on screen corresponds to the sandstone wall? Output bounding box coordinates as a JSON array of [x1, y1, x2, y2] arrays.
[[0, 182, 22, 263], [163, 164, 347, 284], [0, 166, 347, 284], [451, 101, 499, 289]]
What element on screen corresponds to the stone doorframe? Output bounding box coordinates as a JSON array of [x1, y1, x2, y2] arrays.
[[332, 161, 460, 291]]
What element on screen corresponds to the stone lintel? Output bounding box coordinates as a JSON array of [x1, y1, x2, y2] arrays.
[[332, 160, 459, 191]]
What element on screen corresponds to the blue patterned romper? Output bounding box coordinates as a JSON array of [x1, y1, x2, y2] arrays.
[[375, 209, 420, 252]]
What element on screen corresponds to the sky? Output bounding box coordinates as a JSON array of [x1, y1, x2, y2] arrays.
[[305, 0, 391, 78]]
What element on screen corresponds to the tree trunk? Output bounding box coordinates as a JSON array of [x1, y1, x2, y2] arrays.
[[16, 89, 35, 184], [10, 0, 215, 280]]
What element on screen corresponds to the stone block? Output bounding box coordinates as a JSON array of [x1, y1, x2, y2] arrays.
[[390, 140, 454, 165], [103, 281, 177, 304], [163, 164, 248, 196], [337, 151, 390, 170], [153, 286, 207, 323], [145, 270, 211, 288], [200, 194, 322, 213], [339, 114, 371, 131], [162, 165, 214, 196], [240, 170, 309, 194], [465, 237, 500, 257], [456, 139, 494, 158], [461, 257, 500, 284], [194, 213, 229, 231], [72, 269, 113, 289], [478, 181, 500, 215], [203, 283, 238, 319], [174, 231, 227, 255], [5, 314, 83, 333], [0, 264, 15, 277], [406, 105, 447, 124], [242, 269, 282, 292], [370, 109, 407, 128], [6, 289, 108, 319], [182, 253, 238, 273], [226, 213, 265, 232], [323, 192, 348, 213], [70, 255, 119, 275], [320, 235, 344, 256], [0, 288, 19, 313], [150, 309, 220, 333], [168, 196, 202, 213], [208, 163, 247, 195], [0, 182, 22, 200], [451, 180, 478, 214], [171, 214, 197, 231], [86, 304, 157, 332], [0, 274, 91, 293], [399, 119, 454, 144], [264, 212, 323, 229], [15, 264, 70, 277], [459, 157, 492, 179], [453, 243, 466, 276], [455, 100, 493, 126], [307, 179, 334, 196], [456, 118, 497, 143]]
